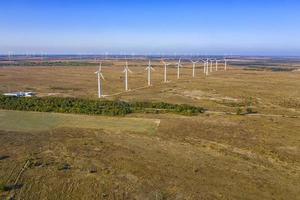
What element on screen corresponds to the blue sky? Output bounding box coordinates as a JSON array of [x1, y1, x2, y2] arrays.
[[0, 0, 300, 55]]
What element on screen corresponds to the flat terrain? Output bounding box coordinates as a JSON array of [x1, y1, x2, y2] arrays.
[[0, 110, 159, 134], [1, 60, 300, 116], [0, 59, 300, 199]]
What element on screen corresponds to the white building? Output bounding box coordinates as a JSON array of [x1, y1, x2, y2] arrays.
[[3, 92, 36, 97]]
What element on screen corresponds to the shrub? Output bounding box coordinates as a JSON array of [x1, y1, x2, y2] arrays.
[[0, 183, 10, 192], [246, 107, 255, 114], [58, 163, 71, 171], [236, 107, 243, 115]]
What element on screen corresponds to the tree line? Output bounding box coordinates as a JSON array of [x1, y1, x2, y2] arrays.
[[0, 96, 205, 116]]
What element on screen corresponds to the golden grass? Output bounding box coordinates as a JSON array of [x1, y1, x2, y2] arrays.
[[0, 61, 300, 199], [0, 62, 299, 116]]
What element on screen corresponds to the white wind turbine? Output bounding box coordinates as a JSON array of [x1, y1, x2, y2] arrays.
[[123, 60, 133, 91], [200, 59, 208, 76], [205, 59, 209, 75], [224, 58, 228, 71], [162, 59, 171, 83], [94, 61, 105, 98], [215, 59, 220, 71], [145, 60, 155, 86], [209, 59, 213, 72], [176, 59, 183, 79], [8, 51, 13, 61], [191, 60, 199, 78]]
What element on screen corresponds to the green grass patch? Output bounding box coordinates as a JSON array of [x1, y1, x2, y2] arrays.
[[0, 110, 159, 133]]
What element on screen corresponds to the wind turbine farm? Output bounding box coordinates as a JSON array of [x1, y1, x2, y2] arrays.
[[0, 54, 300, 199], [0, 1, 300, 200]]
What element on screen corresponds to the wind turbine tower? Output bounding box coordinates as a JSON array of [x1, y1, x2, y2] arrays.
[[205, 59, 209, 76], [201, 59, 209, 76], [145, 60, 155, 86], [200, 59, 206, 75], [191, 60, 199, 78], [162, 60, 171, 83], [8, 51, 13, 61], [210, 60, 213, 72], [94, 61, 105, 98], [123, 60, 132, 91], [176, 59, 183, 79]]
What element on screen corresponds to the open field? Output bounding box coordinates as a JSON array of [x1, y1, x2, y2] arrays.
[[0, 110, 299, 199], [0, 110, 159, 133], [0, 59, 300, 116], [0, 59, 300, 199]]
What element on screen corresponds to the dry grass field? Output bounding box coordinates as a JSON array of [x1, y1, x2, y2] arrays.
[[0, 59, 300, 199], [1, 60, 300, 116]]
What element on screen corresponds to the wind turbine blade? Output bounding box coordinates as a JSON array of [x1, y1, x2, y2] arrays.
[[100, 73, 105, 80], [128, 69, 133, 73]]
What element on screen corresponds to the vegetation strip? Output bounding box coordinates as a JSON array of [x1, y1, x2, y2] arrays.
[[0, 95, 205, 116]]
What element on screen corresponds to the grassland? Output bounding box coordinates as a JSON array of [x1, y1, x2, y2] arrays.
[[0, 110, 159, 133], [0, 59, 299, 116], [0, 59, 299, 199]]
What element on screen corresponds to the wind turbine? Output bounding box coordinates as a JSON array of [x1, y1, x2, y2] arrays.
[[191, 60, 199, 78], [123, 60, 132, 91], [8, 51, 13, 61], [215, 59, 219, 71], [162, 59, 171, 83], [94, 61, 105, 98], [200, 59, 208, 76], [176, 59, 183, 79], [145, 60, 155, 86], [204, 59, 209, 76], [210, 59, 213, 72], [224, 58, 228, 71]]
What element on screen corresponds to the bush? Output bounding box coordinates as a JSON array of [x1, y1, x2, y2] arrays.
[[0, 183, 10, 192], [236, 107, 243, 115], [246, 107, 255, 114], [129, 101, 205, 115], [58, 163, 71, 171]]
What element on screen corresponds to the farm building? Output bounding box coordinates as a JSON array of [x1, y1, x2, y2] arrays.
[[3, 92, 36, 97]]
